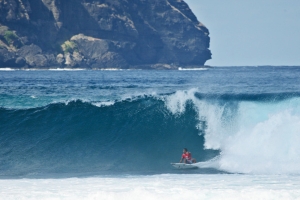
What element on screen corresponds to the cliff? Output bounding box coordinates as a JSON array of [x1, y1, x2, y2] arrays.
[[0, 0, 211, 69]]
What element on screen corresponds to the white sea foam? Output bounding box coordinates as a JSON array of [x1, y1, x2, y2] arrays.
[[99, 68, 124, 71], [0, 174, 299, 200], [164, 88, 300, 174], [178, 67, 208, 71], [215, 100, 300, 174], [0, 68, 87, 71], [92, 101, 116, 107], [23, 68, 48, 71], [91, 91, 160, 108], [0, 68, 16, 71], [164, 88, 199, 114], [48, 68, 86, 71]]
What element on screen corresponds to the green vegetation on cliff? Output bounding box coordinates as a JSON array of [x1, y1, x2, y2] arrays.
[[61, 41, 78, 54], [4, 30, 18, 44]]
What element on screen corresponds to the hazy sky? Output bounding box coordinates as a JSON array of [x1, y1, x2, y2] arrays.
[[185, 0, 300, 66]]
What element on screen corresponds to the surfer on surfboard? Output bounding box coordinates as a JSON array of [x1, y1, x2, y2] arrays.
[[179, 148, 196, 164]]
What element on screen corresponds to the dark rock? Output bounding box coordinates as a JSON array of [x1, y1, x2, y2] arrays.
[[0, 47, 16, 67], [98, 52, 129, 69], [0, 0, 211, 69], [44, 53, 57, 67], [17, 44, 42, 58], [17, 44, 46, 67], [68, 34, 130, 69], [56, 54, 64, 64], [25, 54, 47, 67], [15, 56, 26, 65]]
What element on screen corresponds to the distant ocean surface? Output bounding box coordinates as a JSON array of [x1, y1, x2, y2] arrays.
[[1, 66, 300, 199]]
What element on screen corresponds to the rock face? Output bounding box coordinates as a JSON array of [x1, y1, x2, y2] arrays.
[[0, 0, 211, 69]]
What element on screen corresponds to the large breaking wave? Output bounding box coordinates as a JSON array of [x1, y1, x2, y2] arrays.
[[166, 89, 300, 174], [1, 89, 300, 177]]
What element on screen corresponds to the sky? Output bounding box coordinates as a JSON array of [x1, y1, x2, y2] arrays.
[[184, 0, 300, 66]]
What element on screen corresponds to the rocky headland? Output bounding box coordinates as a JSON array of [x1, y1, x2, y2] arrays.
[[0, 0, 211, 69]]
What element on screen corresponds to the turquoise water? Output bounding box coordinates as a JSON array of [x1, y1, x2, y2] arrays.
[[0, 67, 300, 177]]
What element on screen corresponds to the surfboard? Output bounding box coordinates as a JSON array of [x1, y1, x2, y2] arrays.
[[171, 163, 198, 169]]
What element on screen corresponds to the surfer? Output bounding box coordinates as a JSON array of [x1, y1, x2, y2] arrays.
[[180, 148, 196, 164]]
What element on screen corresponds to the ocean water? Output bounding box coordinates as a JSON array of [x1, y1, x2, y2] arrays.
[[0, 66, 300, 199]]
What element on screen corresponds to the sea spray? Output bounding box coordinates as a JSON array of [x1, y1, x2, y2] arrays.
[[164, 89, 300, 174]]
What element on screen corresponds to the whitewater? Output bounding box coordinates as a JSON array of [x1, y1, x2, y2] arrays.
[[1, 66, 300, 199]]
